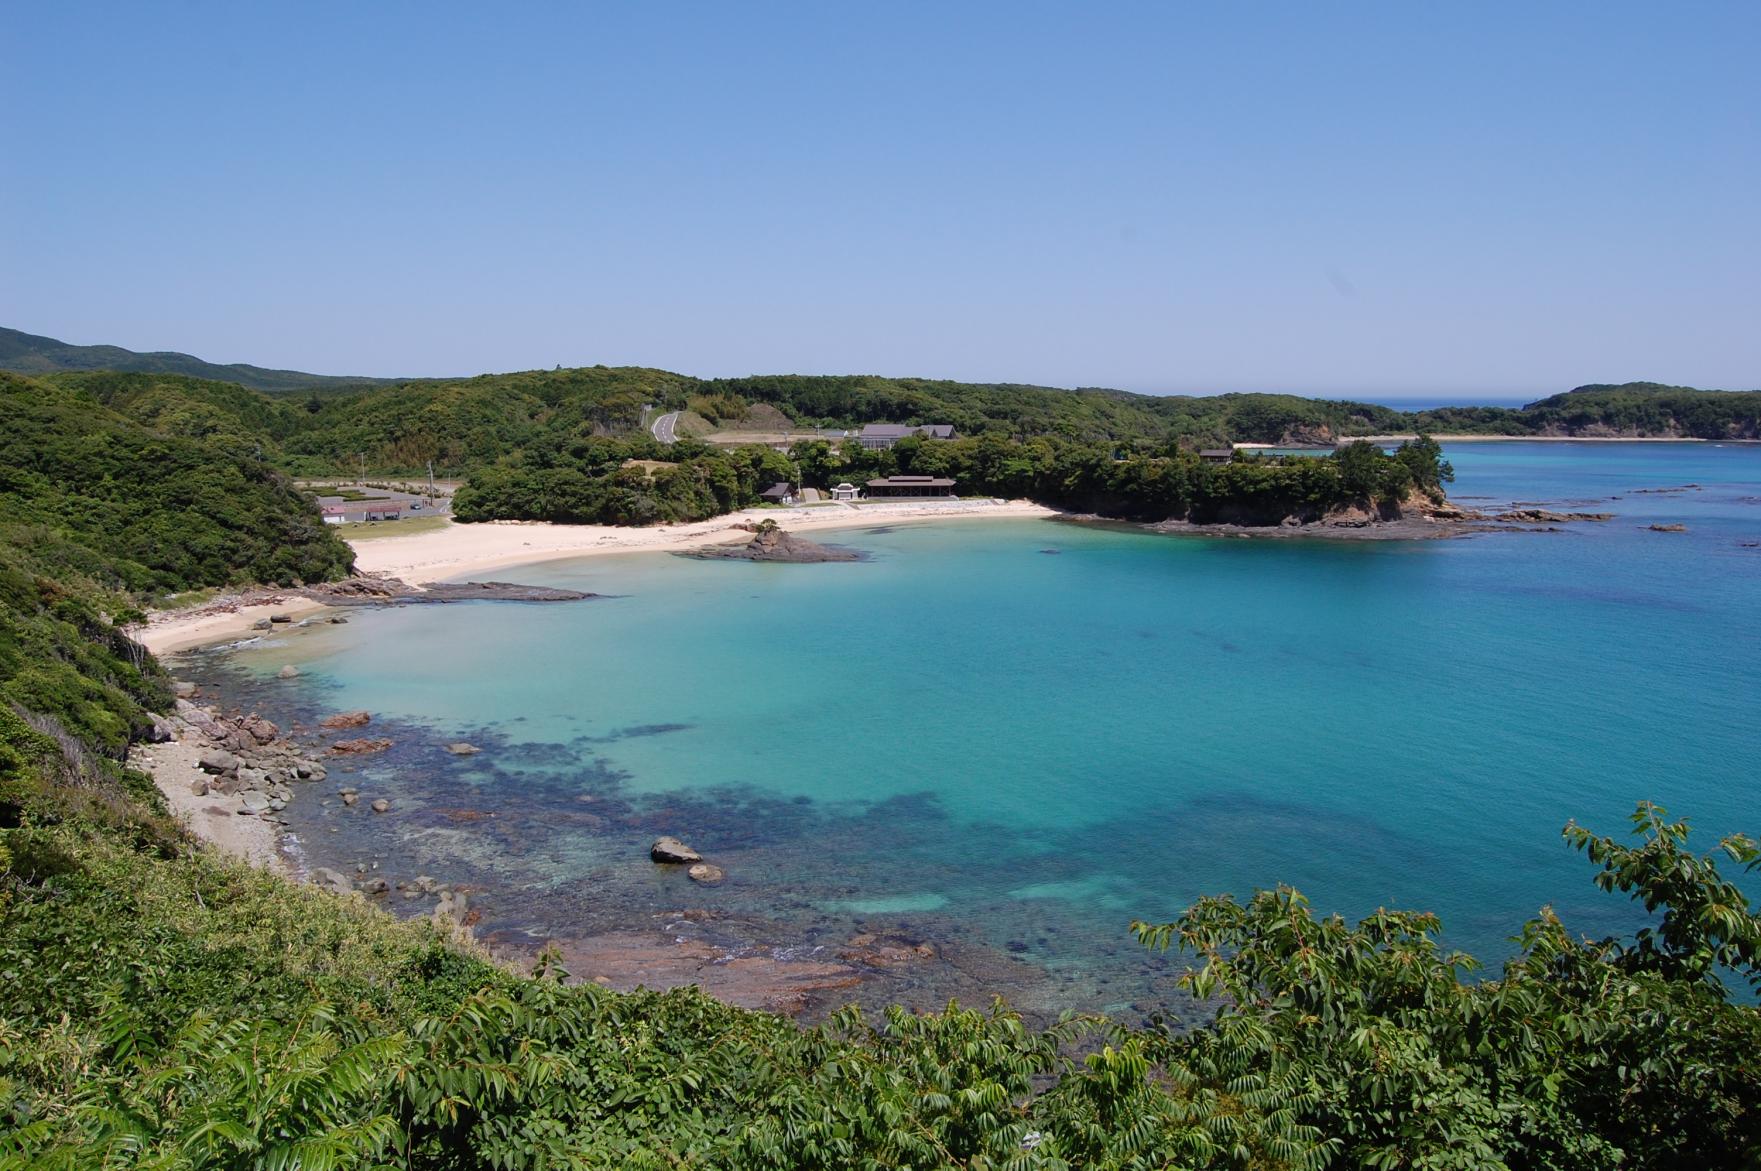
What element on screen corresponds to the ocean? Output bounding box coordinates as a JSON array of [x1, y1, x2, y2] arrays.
[[191, 441, 1761, 1020]]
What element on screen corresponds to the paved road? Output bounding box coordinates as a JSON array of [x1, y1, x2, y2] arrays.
[[651, 410, 680, 444]]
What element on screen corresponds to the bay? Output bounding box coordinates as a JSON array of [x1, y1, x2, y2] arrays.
[[207, 442, 1761, 1019]]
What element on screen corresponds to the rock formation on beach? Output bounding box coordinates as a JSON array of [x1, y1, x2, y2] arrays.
[[682, 520, 863, 563]]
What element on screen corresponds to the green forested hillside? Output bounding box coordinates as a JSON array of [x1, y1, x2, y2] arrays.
[[0, 373, 353, 594], [0, 371, 351, 754], [1520, 382, 1761, 438], [0, 326, 400, 393], [14, 330, 1760, 479]]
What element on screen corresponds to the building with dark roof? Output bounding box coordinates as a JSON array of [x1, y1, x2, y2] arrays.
[[858, 423, 957, 450], [865, 475, 957, 498], [758, 482, 797, 504]]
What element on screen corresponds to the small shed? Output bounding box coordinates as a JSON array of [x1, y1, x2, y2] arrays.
[[830, 482, 860, 501], [1199, 448, 1235, 464], [758, 482, 797, 505]]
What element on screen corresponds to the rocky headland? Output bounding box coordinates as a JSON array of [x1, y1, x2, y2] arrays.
[[1135, 492, 1618, 541]]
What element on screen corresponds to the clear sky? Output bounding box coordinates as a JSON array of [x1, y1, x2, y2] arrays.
[[4, 2, 1757, 398]]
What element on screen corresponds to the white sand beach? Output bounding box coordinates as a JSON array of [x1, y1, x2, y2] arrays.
[[142, 596, 332, 656], [141, 499, 1057, 655], [348, 499, 1058, 581]]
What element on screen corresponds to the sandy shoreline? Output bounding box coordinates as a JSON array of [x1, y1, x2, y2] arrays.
[[139, 500, 1055, 655], [349, 499, 1058, 581], [142, 596, 333, 656]]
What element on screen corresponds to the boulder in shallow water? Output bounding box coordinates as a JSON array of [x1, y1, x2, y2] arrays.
[[371, 798, 390, 813], [444, 742, 482, 755], [687, 863, 725, 885], [320, 710, 372, 729], [308, 867, 354, 895], [332, 738, 392, 754], [278, 665, 301, 678], [650, 836, 703, 864], [241, 714, 279, 744], [340, 792, 359, 806]]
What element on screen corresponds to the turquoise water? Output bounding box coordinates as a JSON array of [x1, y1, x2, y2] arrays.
[[210, 442, 1761, 1018]]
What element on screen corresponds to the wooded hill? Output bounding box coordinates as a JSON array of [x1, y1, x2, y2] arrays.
[[0, 326, 400, 394], [6, 330, 1758, 476]]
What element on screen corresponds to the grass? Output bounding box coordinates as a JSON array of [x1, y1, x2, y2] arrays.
[[336, 515, 451, 539], [155, 586, 222, 611]]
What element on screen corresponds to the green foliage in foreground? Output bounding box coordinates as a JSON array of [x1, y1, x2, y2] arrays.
[[2, 746, 1757, 1170]]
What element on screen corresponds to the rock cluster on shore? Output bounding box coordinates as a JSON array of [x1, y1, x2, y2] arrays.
[[163, 695, 329, 821], [149, 685, 482, 939]]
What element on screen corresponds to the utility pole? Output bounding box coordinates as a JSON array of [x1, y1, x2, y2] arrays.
[[427, 459, 436, 506], [358, 451, 365, 484]]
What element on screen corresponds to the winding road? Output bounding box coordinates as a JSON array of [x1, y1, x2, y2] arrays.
[[651, 410, 681, 444]]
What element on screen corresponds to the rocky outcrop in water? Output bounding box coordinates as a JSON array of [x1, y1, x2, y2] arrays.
[[683, 521, 862, 563], [332, 737, 393, 755], [651, 836, 703, 864], [1493, 509, 1614, 524]]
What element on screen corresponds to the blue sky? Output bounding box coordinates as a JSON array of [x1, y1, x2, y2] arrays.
[[4, 2, 1756, 397]]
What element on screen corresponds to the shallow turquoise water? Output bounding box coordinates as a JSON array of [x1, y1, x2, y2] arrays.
[[216, 442, 1761, 1016]]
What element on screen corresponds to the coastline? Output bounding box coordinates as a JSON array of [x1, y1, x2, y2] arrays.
[[143, 596, 333, 656], [1336, 434, 1729, 445], [348, 499, 1059, 582], [140, 500, 1055, 655]]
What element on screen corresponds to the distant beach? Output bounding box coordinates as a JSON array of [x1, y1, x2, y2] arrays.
[[141, 499, 1058, 655]]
